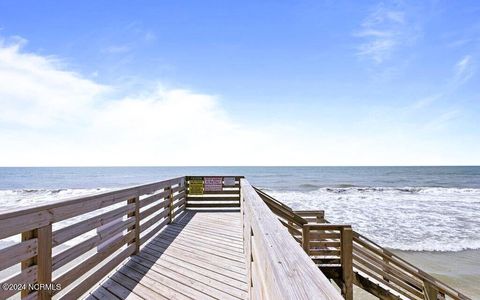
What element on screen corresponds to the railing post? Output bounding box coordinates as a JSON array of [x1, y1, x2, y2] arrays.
[[37, 224, 52, 300], [302, 225, 310, 254], [383, 255, 390, 282], [127, 196, 140, 254], [317, 211, 325, 223], [423, 280, 439, 300], [21, 230, 36, 298], [21, 226, 53, 300], [185, 177, 190, 208], [167, 186, 174, 223], [340, 227, 353, 300]]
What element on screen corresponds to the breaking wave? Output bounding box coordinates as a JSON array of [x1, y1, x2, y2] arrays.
[[268, 187, 480, 252], [1, 186, 480, 252]]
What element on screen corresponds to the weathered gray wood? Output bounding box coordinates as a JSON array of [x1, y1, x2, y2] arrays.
[[139, 218, 169, 245], [21, 230, 37, 298], [140, 190, 169, 208], [37, 224, 52, 300], [128, 196, 140, 255], [341, 227, 353, 300], [139, 209, 169, 234], [52, 218, 134, 271], [139, 199, 169, 220], [62, 244, 135, 299], [0, 266, 37, 299], [241, 179, 343, 300], [0, 177, 184, 239], [52, 203, 135, 247], [302, 226, 310, 254], [0, 238, 38, 271], [53, 231, 134, 292]]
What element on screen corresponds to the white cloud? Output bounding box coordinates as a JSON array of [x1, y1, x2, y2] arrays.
[[355, 3, 416, 64], [0, 37, 108, 128], [0, 36, 478, 166], [0, 37, 289, 166]]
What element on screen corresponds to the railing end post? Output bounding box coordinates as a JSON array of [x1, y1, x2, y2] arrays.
[[341, 226, 353, 300], [168, 187, 174, 224], [302, 225, 311, 254], [128, 196, 140, 255]]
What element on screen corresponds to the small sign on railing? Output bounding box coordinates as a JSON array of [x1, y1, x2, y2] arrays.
[[223, 177, 236, 186], [204, 176, 223, 191], [189, 178, 204, 195]]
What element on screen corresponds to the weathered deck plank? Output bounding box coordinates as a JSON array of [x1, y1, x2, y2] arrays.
[[87, 210, 248, 300]]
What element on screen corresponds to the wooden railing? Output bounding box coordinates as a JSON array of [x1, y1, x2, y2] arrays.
[[352, 232, 471, 300], [303, 224, 353, 300], [254, 187, 353, 299], [241, 179, 343, 300], [253, 187, 472, 300], [185, 176, 242, 209], [0, 177, 186, 299]]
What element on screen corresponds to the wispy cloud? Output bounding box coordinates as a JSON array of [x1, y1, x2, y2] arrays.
[[355, 2, 417, 64], [144, 31, 156, 42], [453, 55, 475, 85], [411, 94, 443, 110], [422, 109, 461, 131], [410, 54, 476, 110], [102, 45, 131, 54]]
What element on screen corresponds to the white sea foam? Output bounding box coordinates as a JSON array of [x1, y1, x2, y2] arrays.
[[269, 187, 480, 252], [0, 188, 115, 248], [1, 186, 479, 252], [0, 188, 112, 212]]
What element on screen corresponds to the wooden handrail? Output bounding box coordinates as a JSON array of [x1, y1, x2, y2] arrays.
[[302, 224, 353, 300], [0, 176, 186, 300], [352, 232, 471, 300], [241, 179, 343, 300], [253, 188, 472, 300]]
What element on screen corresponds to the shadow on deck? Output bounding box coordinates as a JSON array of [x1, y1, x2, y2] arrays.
[[87, 210, 248, 300]]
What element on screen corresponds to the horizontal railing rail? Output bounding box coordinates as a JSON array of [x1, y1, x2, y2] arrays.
[[241, 179, 343, 300], [0, 177, 187, 300], [302, 224, 353, 300]]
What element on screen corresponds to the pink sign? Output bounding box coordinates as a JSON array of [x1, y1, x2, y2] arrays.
[[204, 176, 223, 191]]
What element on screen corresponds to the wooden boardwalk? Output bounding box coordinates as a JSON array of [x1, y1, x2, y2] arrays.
[[4, 175, 466, 299], [87, 210, 248, 300]]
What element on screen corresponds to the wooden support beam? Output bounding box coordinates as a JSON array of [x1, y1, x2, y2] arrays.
[[341, 227, 353, 300], [302, 225, 310, 254], [167, 187, 174, 223], [21, 230, 36, 298], [423, 280, 439, 300], [37, 224, 52, 300], [127, 196, 140, 254], [353, 272, 402, 300]]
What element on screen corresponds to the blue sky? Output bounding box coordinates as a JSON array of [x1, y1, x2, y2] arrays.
[[0, 0, 479, 165]]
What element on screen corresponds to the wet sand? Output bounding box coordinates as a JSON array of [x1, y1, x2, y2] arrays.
[[393, 249, 480, 299]]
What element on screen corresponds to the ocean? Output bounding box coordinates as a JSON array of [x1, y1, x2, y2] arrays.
[[1, 166, 479, 252]]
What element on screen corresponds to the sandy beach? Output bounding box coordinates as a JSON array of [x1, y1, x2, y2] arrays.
[[393, 249, 480, 299], [353, 250, 479, 299]]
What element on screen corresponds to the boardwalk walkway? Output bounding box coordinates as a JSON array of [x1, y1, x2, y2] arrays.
[[87, 210, 248, 300]]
